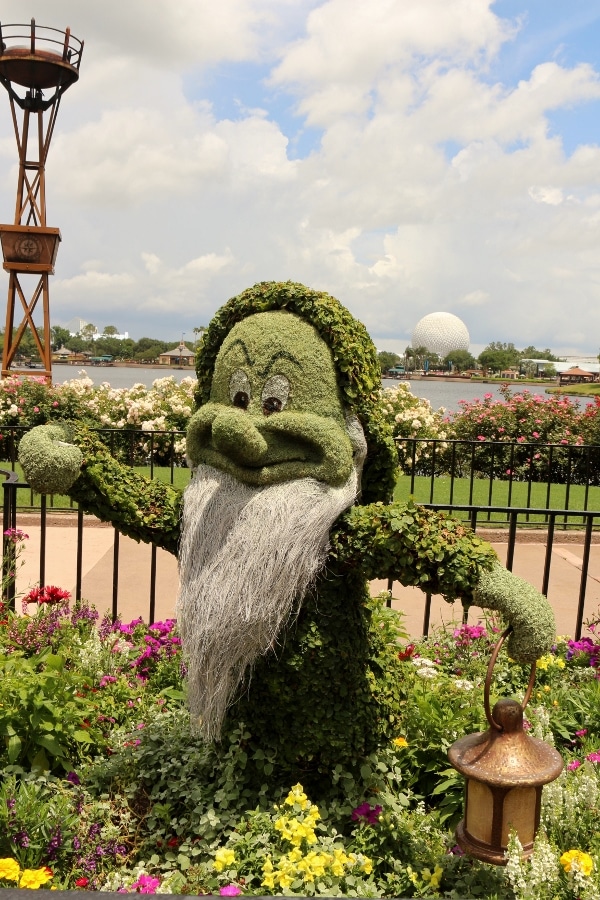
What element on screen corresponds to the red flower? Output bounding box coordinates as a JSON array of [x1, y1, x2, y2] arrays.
[[398, 643, 415, 661], [75, 877, 89, 888], [24, 584, 71, 605]]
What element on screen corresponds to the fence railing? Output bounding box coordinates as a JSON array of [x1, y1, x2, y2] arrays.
[[3, 465, 599, 641], [397, 437, 600, 522], [2, 428, 600, 640]]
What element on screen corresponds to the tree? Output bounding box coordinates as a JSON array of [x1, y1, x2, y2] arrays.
[[444, 349, 477, 372], [377, 350, 402, 373], [478, 342, 521, 374], [80, 323, 98, 347], [519, 346, 560, 362], [102, 325, 119, 336], [51, 325, 71, 350]]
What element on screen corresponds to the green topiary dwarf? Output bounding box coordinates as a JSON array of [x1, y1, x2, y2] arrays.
[[18, 281, 555, 779]]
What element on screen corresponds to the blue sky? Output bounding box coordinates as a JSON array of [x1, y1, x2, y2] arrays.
[[0, 0, 599, 359]]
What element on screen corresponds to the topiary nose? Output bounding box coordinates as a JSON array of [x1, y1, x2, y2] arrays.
[[211, 407, 268, 465]]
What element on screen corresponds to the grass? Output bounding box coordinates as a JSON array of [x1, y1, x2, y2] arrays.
[[394, 473, 600, 527]]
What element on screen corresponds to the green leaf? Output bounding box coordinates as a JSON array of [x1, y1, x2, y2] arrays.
[[30, 748, 50, 773], [7, 733, 22, 763]]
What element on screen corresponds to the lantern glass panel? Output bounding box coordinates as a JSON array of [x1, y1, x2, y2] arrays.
[[465, 780, 493, 844], [502, 787, 536, 847]]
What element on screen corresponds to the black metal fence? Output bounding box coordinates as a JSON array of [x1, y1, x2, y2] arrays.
[[2, 429, 600, 640], [397, 437, 600, 522]]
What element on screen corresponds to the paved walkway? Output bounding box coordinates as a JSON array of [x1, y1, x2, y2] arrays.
[[12, 518, 600, 638]]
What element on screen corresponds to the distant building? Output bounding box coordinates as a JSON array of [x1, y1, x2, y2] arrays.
[[158, 343, 195, 366]]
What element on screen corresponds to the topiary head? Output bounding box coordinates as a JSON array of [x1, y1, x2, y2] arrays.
[[189, 281, 397, 502]]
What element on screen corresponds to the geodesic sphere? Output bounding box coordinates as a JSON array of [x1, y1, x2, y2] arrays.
[[411, 312, 470, 356]]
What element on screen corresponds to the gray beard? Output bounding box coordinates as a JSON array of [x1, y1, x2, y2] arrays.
[[176, 463, 358, 741]]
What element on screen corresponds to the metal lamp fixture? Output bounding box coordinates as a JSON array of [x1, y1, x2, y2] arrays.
[[448, 628, 563, 865]]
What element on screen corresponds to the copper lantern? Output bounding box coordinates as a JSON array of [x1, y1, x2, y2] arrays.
[[448, 628, 563, 865]]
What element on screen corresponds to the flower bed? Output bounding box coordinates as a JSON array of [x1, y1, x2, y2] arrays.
[[1, 562, 600, 897]]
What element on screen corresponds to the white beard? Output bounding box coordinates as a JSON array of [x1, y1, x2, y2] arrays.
[[176, 463, 359, 741]]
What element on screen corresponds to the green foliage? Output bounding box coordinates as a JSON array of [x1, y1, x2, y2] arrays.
[[0, 648, 101, 774], [194, 281, 398, 503], [377, 351, 402, 373], [331, 500, 497, 601]]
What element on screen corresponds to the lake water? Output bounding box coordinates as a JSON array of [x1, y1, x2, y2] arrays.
[[51, 365, 576, 415]]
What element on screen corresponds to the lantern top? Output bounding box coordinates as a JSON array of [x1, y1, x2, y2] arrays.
[[448, 699, 563, 789]]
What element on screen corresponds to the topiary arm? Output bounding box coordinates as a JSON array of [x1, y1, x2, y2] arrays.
[[19, 424, 182, 555], [329, 500, 555, 663]]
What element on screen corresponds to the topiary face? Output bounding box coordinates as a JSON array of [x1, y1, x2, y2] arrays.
[[186, 311, 355, 486]]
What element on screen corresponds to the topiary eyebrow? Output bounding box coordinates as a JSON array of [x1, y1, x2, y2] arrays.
[[222, 340, 303, 378]]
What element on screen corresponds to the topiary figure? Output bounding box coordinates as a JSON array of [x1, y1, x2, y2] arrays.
[[18, 281, 555, 781]]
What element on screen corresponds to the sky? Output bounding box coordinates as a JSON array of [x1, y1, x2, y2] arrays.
[[0, 1, 599, 359]]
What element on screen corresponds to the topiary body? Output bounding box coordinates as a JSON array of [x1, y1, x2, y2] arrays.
[[18, 281, 556, 783]]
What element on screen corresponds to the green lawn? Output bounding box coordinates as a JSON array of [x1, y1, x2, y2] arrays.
[[394, 473, 600, 526]]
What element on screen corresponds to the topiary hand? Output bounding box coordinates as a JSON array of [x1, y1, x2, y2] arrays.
[[473, 561, 556, 663], [18, 424, 84, 495]]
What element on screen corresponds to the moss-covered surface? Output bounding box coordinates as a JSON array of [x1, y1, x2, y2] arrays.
[[194, 281, 397, 503], [187, 311, 355, 486]]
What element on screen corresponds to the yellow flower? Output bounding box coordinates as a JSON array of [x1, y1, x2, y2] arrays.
[[560, 849, 594, 877], [285, 783, 309, 810], [276, 871, 294, 889], [406, 865, 419, 886], [261, 857, 275, 889], [214, 848, 236, 873], [0, 859, 21, 882], [19, 868, 53, 890], [360, 857, 373, 875], [393, 736, 408, 748], [430, 864, 443, 889], [331, 848, 349, 877]]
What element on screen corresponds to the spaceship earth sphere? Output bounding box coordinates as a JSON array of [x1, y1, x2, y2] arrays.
[[411, 312, 470, 356]]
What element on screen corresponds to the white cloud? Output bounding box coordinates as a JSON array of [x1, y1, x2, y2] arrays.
[[0, 0, 597, 353]]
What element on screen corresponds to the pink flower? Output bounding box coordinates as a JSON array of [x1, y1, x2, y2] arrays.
[[575, 729, 588, 737], [567, 760, 581, 771], [532, 431, 540, 438], [129, 875, 160, 893], [52, 400, 59, 407], [219, 887, 242, 896], [477, 435, 486, 441], [586, 751, 600, 763]]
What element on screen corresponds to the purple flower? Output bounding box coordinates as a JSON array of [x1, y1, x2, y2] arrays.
[[351, 802, 383, 825], [66, 771, 81, 785], [219, 886, 242, 896]]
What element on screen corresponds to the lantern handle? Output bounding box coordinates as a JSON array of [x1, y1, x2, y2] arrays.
[[484, 626, 537, 731]]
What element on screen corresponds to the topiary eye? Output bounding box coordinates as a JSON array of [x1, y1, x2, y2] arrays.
[[229, 369, 251, 410], [261, 375, 290, 416]]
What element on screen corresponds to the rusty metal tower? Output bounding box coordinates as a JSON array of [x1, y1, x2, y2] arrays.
[[0, 19, 83, 380]]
